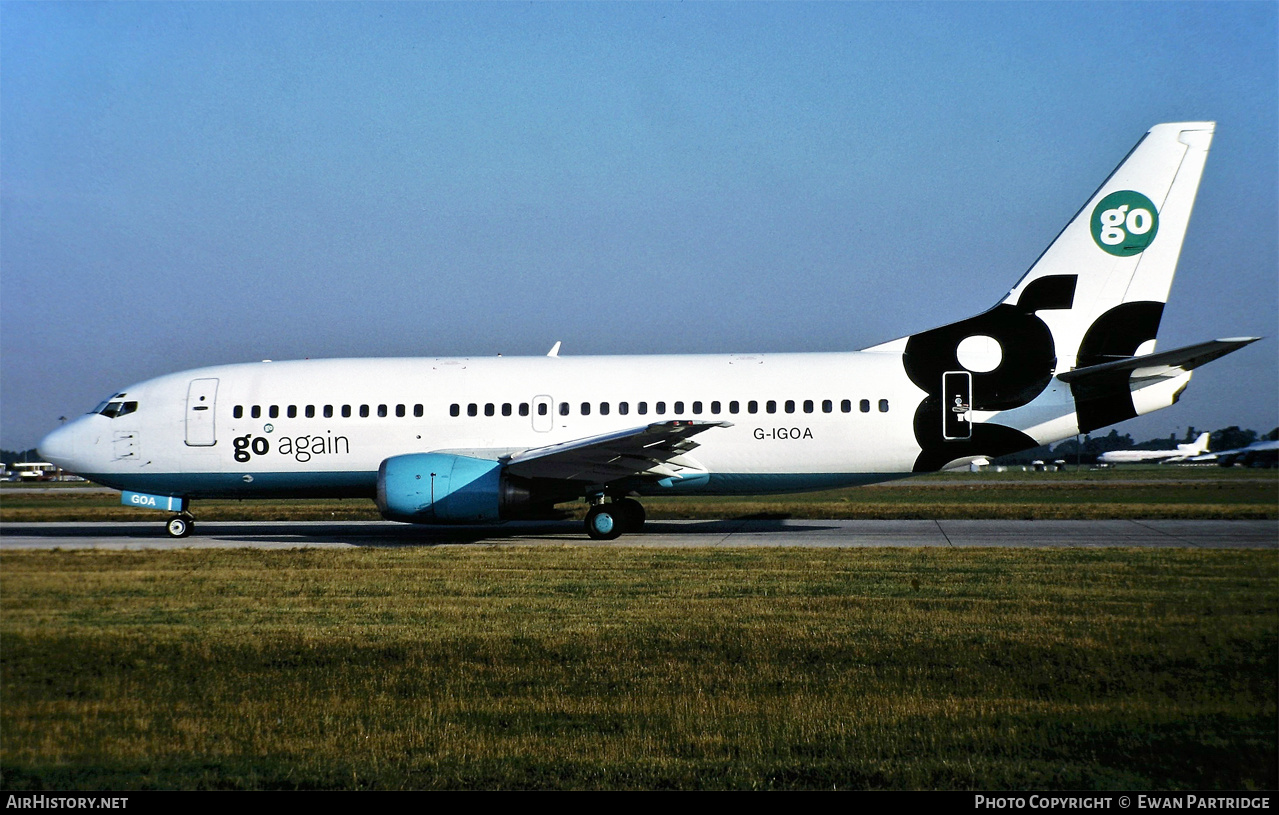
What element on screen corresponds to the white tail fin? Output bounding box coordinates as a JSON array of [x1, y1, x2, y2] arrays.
[[890, 123, 1225, 471], [1003, 122, 1215, 370], [1184, 431, 1212, 455]]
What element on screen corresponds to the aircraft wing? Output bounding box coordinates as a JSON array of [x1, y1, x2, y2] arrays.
[[1057, 337, 1261, 386], [503, 420, 732, 485]]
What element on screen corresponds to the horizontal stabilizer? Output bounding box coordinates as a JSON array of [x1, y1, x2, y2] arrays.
[[1056, 337, 1260, 385]]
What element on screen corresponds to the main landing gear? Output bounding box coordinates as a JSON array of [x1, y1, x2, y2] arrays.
[[165, 511, 195, 538], [584, 497, 646, 540]]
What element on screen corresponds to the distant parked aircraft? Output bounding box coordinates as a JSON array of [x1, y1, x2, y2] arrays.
[[1098, 432, 1212, 465], [1191, 439, 1279, 468]]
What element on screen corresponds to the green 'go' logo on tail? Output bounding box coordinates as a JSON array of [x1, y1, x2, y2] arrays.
[[1091, 190, 1159, 256]]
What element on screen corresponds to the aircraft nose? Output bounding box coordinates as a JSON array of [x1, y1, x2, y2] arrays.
[[38, 422, 79, 470]]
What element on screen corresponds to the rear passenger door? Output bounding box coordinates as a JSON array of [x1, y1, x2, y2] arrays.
[[942, 371, 972, 440]]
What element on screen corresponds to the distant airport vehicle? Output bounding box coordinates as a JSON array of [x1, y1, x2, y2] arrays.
[[1098, 432, 1212, 464], [6, 462, 59, 481], [39, 122, 1261, 539], [1191, 439, 1279, 468]]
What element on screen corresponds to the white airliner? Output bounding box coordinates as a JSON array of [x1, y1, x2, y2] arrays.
[[1097, 432, 1212, 464], [38, 122, 1261, 539]]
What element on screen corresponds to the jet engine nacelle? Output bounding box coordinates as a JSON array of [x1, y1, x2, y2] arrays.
[[376, 453, 530, 524]]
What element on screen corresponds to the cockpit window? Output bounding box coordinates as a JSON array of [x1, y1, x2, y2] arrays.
[[89, 393, 130, 416], [98, 401, 139, 419]]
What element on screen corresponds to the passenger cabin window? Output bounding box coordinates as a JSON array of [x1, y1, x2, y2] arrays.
[[342, 405, 352, 418], [693, 401, 703, 415], [324, 405, 334, 418], [674, 401, 684, 415], [414, 404, 424, 417], [748, 401, 758, 414], [233, 406, 244, 419], [860, 399, 871, 413], [580, 402, 591, 416], [307, 405, 316, 418], [450, 404, 460, 417], [599, 402, 609, 415], [520, 403, 531, 417], [804, 400, 814, 414], [502, 403, 512, 416], [618, 402, 629, 415], [485, 403, 495, 417], [467, 404, 478, 417], [766, 400, 777, 414], [730, 401, 740, 414], [879, 399, 890, 413], [822, 400, 832, 413], [656, 401, 666, 415], [360, 405, 370, 418], [785, 400, 795, 414], [287, 405, 298, 418], [841, 400, 852, 413], [396, 405, 405, 418], [251, 406, 261, 419], [269, 406, 279, 419], [559, 402, 569, 416], [638, 402, 648, 415], [711, 401, 720, 414]]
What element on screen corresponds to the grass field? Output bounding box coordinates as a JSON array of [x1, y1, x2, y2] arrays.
[[2, 467, 1276, 522], [1, 546, 1275, 790]]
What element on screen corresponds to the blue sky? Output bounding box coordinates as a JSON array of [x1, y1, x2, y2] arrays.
[[2, 1, 1276, 451]]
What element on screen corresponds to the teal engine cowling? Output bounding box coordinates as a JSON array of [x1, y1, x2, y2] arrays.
[[376, 453, 531, 524]]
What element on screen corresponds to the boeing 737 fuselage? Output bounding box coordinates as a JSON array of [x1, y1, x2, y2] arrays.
[[38, 122, 1260, 538]]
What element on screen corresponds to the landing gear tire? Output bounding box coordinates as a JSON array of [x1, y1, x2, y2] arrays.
[[166, 515, 193, 538], [612, 498, 646, 532], [585, 505, 623, 540]]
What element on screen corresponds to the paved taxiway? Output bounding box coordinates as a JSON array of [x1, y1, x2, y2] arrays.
[[2, 519, 1275, 549]]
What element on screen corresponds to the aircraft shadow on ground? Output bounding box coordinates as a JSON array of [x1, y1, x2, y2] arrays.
[[2, 517, 841, 546], [230, 518, 842, 547]]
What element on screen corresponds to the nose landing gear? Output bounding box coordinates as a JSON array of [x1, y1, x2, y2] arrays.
[[165, 512, 195, 538]]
